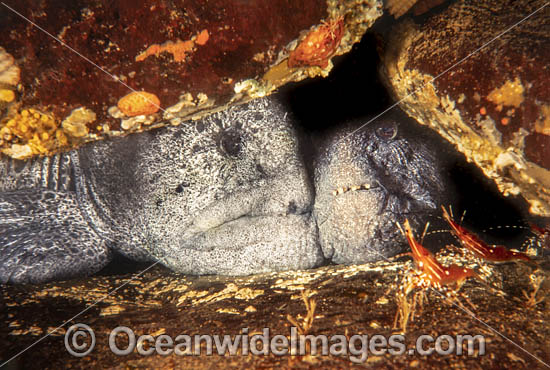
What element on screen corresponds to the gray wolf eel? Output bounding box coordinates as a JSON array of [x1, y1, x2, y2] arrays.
[[0, 96, 446, 283]]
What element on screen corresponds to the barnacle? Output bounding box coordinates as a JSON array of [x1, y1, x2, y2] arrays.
[[117, 91, 161, 117]]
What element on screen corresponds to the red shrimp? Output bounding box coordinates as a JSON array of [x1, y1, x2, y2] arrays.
[[441, 206, 531, 263], [401, 219, 476, 288]]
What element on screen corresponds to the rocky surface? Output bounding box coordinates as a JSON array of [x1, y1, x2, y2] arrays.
[[0, 0, 384, 159], [385, 0, 448, 18], [382, 0, 550, 216], [1, 248, 549, 368]]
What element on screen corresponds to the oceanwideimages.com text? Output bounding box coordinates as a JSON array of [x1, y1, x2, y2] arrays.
[[65, 324, 486, 363]]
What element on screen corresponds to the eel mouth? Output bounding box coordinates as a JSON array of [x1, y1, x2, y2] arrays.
[[153, 172, 325, 276], [154, 217, 322, 276], [331, 182, 379, 196], [184, 175, 313, 237], [313, 179, 435, 265]]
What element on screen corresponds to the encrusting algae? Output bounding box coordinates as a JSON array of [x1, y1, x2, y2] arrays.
[[0, 109, 68, 159], [0, 89, 15, 104], [135, 29, 210, 63], [0, 1, 386, 159], [61, 107, 96, 138]]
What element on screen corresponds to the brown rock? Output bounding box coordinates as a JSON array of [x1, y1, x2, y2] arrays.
[[1, 252, 548, 368], [386, 0, 448, 18], [382, 0, 550, 216]]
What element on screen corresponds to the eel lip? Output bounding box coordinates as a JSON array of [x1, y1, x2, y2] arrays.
[[185, 176, 313, 238], [160, 213, 322, 276]]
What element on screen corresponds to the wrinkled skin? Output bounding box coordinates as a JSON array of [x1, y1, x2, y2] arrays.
[[313, 112, 445, 264], [0, 96, 446, 283]]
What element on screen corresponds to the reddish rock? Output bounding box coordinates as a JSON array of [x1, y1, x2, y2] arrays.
[[0, 0, 324, 119], [0, 0, 384, 158]]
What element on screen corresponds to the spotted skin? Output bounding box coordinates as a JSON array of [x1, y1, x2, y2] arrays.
[[313, 111, 447, 265], [0, 97, 448, 284], [0, 97, 322, 283]]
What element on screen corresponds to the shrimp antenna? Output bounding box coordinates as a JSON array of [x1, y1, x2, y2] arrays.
[[448, 205, 454, 218], [396, 221, 405, 236], [420, 222, 430, 243], [460, 209, 467, 225]]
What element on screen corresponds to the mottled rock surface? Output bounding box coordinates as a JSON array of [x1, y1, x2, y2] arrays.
[[1, 253, 549, 368], [385, 0, 448, 18], [0, 0, 384, 158], [382, 0, 550, 216]]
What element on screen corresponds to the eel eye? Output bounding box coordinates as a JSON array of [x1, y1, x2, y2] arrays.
[[219, 130, 243, 157], [375, 122, 398, 140]]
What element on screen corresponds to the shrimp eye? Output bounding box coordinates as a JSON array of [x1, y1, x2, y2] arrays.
[[375, 122, 398, 140]]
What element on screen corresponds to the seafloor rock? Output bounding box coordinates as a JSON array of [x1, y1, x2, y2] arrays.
[[1, 253, 549, 368], [0, 0, 383, 159], [382, 0, 550, 216], [385, 0, 448, 18]]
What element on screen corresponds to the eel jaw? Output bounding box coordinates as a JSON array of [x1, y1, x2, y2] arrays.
[[314, 180, 437, 265], [331, 182, 377, 196], [145, 172, 324, 276]]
